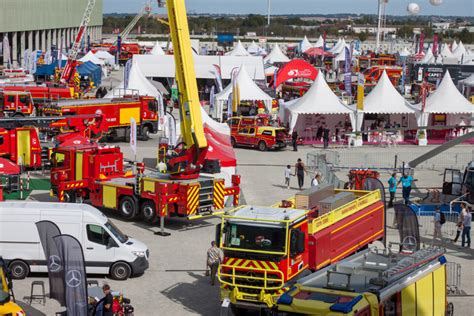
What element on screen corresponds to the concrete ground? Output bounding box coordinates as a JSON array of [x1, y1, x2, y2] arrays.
[[10, 139, 474, 315]]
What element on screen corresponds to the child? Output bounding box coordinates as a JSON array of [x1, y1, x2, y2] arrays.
[[284, 165, 292, 189]]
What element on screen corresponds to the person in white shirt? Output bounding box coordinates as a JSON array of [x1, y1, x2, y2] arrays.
[[284, 165, 292, 189], [311, 173, 321, 187]]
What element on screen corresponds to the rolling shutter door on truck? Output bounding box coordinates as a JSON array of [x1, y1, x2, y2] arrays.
[[103, 186, 117, 209], [433, 266, 446, 316], [16, 130, 31, 166], [119, 107, 141, 125], [75, 152, 83, 181]]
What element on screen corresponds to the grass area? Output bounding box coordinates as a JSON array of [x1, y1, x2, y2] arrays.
[[3, 178, 51, 200]]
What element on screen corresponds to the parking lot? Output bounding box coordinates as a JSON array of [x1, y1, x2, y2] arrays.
[[10, 138, 474, 315]]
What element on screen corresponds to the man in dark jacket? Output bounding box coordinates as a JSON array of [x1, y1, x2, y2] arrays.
[[323, 126, 330, 149], [291, 130, 298, 151]]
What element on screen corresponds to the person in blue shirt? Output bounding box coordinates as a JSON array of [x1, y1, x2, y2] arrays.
[[387, 173, 397, 207], [398, 173, 414, 204]]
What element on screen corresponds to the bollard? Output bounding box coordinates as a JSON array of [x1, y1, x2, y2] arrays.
[[26, 172, 31, 191], [20, 179, 23, 200]]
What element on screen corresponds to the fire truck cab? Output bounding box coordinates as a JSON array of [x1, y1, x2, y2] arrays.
[[364, 66, 402, 85], [227, 116, 288, 151], [0, 91, 34, 117], [218, 188, 384, 311]]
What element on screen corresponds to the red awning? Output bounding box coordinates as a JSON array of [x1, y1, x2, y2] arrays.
[[0, 158, 20, 175], [304, 47, 332, 57], [273, 59, 318, 88]]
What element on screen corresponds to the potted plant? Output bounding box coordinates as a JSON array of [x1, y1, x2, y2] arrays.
[[417, 129, 427, 146]]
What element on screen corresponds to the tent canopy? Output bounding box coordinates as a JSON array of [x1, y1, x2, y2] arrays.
[[247, 41, 266, 55], [420, 48, 435, 64], [399, 47, 411, 57], [77, 61, 102, 85], [226, 40, 250, 56], [264, 44, 290, 64], [94, 50, 115, 65], [419, 71, 474, 114], [273, 59, 318, 88], [362, 71, 415, 114], [150, 41, 166, 56], [133, 54, 265, 80], [79, 51, 104, 65], [314, 35, 324, 48], [0, 158, 20, 175], [304, 47, 331, 57], [214, 66, 273, 109], [299, 36, 312, 53]]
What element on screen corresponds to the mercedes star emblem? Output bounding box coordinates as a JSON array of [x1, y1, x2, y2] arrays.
[[48, 255, 62, 272], [66, 270, 82, 288]]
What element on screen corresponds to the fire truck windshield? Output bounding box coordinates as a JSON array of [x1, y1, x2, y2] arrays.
[[224, 223, 286, 253]]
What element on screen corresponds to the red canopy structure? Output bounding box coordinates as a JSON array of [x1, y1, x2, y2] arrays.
[[304, 47, 332, 57], [273, 59, 318, 88], [203, 125, 237, 168], [0, 158, 20, 175]]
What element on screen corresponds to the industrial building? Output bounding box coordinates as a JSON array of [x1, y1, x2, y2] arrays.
[[0, 0, 103, 68]]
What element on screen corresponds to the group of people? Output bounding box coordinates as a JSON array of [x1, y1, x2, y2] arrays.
[[290, 125, 333, 151], [284, 159, 321, 190], [452, 204, 471, 248], [387, 172, 415, 206]]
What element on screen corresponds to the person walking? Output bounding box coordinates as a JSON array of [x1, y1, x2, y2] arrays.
[[322, 126, 330, 149], [461, 207, 472, 248], [453, 204, 467, 244], [284, 165, 292, 189], [387, 173, 397, 207], [291, 130, 298, 151], [206, 241, 223, 285], [398, 173, 414, 205], [433, 207, 444, 242], [294, 158, 308, 190]]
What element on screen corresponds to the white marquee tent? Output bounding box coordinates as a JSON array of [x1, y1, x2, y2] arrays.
[[79, 51, 104, 65], [247, 41, 266, 55], [226, 40, 250, 56], [150, 41, 166, 56], [314, 36, 324, 48], [453, 41, 466, 60], [213, 66, 273, 119], [420, 48, 435, 64], [299, 36, 313, 53], [94, 50, 115, 65], [287, 73, 354, 133], [263, 44, 289, 64], [133, 54, 266, 80]]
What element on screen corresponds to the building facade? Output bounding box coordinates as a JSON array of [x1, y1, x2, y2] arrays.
[[0, 0, 103, 68]]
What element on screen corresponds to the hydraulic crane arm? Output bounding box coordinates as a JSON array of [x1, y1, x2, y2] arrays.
[[116, 2, 152, 44], [165, 0, 207, 150], [61, 0, 97, 83]]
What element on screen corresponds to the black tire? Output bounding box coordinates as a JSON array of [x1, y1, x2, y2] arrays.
[[64, 190, 76, 203], [231, 137, 236, 147], [118, 196, 137, 219], [446, 302, 454, 316], [141, 200, 157, 223], [9, 260, 30, 279], [12, 112, 25, 118], [141, 125, 150, 141], [110, 262, 132, 281], [258, 141, 267, 151]]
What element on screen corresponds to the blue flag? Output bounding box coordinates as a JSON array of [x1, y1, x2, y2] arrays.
[[344, 47, 352, 97]]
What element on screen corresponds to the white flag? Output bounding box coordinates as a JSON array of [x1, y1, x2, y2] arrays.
[[130, 118, 137, 156]]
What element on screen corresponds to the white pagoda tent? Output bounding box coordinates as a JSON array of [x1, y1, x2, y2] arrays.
[[150, 41, 166, 56], [94, 50, 115, 65], [299, 36, 313, 53], [79, 51, 104, 65], [263, 44, 290, 64], [287, 73, 354, 134], [226, 40, 250, 56], [314, 35, 324, 48], [247, 41, 265, 55], [420, 48, 435, 64]]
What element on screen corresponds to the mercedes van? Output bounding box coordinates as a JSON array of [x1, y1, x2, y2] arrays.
[[0, 201, 149, 280]]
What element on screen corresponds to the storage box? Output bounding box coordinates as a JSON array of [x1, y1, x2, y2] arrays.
[[318, 191, 355, 215], [295, 184, 334, 209]]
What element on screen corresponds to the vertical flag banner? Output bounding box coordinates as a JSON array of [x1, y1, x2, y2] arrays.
[[54, 235, 88, 316], [357, 73, 365, 111], [231, 68, 240, 113], [124, 59, 132, 89], [432, 33, 438, 56], [3, 36, 11, 68], [130, 117, 137, 156], [344, 47, 352, 97], [35, 221, 66, 306], [418, 32, 425, 54], [209, 85, 215, 112], [212, 64, 223, 92]]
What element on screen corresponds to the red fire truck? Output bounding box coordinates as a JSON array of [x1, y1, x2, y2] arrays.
[[218, 188, 384, 311], [43, 94, 158, 140], [0, 91, 35, 117], [0, 127, 42, 168], [2, 85, 75, 104], [50, 142, 241, 223], [227, 116, 288, 151]]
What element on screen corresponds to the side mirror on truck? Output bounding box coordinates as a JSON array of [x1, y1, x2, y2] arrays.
[[290, 229, 305, 257]]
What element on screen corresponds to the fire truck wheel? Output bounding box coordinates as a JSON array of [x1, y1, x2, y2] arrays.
[[231, 137, 236, 147], [258, 141, 267, 151], [141, 126, 150, 141], [12, 112, 25, 118], [119, 196, 138, 219], [141, 200, 157, 223], [8, 260, 30, 279], [110, 262, 131, 281], [64, 191, 76, 203]]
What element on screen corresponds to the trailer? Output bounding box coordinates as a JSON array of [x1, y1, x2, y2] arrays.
[[275, 246, 452, 316], [43, 93, 158, 140], [218, 187, 384, 311]]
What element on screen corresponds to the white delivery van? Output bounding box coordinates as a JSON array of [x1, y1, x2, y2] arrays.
[[0, 201, 149, 280]]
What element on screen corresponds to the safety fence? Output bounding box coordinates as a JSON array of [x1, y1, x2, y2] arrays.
[[312, 149, 474, 172], [306, 152, 345, 188], [446, 262, 463, 295]]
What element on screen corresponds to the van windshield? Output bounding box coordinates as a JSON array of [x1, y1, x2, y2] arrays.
[[105, 220, 128, 243]]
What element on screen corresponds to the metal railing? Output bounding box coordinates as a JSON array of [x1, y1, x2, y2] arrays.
[[218, 265, 285, 291], [306, 152, 345, 188], [446, 262, 462, 295]]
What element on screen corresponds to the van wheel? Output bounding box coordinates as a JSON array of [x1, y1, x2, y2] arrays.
[[258, 141, 267, 151], [141, 126, 150, 141], [119, 196, 137, 219], [110, 262, 131, 281], [64, 190, 76, 203], [141, 200, 157, 223], [231, 137, 236, 147], [9, 260, 30, 279]]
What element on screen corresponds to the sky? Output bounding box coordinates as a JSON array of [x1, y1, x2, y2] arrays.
[[104, 0, 473, 16]]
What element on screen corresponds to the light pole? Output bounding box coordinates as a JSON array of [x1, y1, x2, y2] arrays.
[[267, 0, 271, 26]]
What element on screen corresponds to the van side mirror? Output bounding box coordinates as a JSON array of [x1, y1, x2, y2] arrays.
[[215, 223, 222, 247]]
